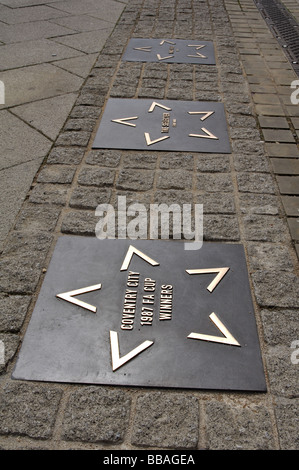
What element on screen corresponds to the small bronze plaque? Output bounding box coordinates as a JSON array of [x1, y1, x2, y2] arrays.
[[13, 237, 266, 391], [92, 99, 231, 153], [122, 38, 216, 64]]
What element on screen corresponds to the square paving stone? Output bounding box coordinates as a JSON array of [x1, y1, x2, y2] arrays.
[[122, 38, 216, 64], [277, 176, 299, 194], [271, 158, 299, 175], [92, 99, 231, 153], [12, 237, 266, 392], [281, 196, 299, 216]]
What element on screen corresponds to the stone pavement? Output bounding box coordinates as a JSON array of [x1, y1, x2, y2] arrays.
[[0, 0, 127, 249], [0, 0, 298, 451]]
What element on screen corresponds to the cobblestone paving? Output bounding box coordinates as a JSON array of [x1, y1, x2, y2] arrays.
[[0, 0, 298, 450]]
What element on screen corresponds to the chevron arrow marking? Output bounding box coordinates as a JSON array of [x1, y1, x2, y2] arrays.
[[56, 284, 102, 313], [160, 40, 176, 45], [148, 101, 172, 112], [187, 312, 240, 346], [120, 245, 160, 271], [144, 132, 170, 146], [110, 331, 154, 371], [186, 267, 230, 292], [157, 54, 174, 60], [133, 46, 152, 52], [189, 127, 218, 140], [188, 111, 214, 121], [111, 116, 138, 127]]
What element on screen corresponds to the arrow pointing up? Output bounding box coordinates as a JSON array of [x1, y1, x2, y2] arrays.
[[148, 101, 172, 112], [186, 267, 229, 292], [120, 245, 160, 271]]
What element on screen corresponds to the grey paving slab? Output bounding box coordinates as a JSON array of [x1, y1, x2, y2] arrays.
[[0, 4, 70, 24], [0, 110, 51, 170], [0, 64, 83, 107], [0, 20, 75, 44], [11, 93, 78, 140], [52, 29, 114, 54], [53, 53, 98, 78], [281, 196, 299, 216], [271, 158, 299, 175], [277, 176, 299, 195], [51, 0, 126, 20], [0, 0, 58, 6], [287, 218, 299, 241], [258, 116, 289, 128], [50, 14, 114, 32], [0, 158, 43, 250], [0, 38, 84, 70], [262, 129, 295, 143]]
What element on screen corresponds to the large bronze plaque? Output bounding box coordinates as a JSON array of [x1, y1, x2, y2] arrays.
[[12, 237, 266, 391], [92, 99, 231, 153], [122, 38, 216, 64]]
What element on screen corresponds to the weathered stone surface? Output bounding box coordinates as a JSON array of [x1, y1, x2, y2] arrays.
[[197, 173, 233, 192], [117, 169, 154, 191], [47, 147, 85, 165], [234, 154, 270, 172], [78, 167, 115, 187], [62, 387, 131, 443], [85, 149, 121, 167], [131, 392, 199, 449], [237, 173, 275, 194], [29, 184, 69, 206], [0, 257, 45, 294], [123, 153, 157, 169], [37, 165, 76, 184], [0, 383, 62, 439], [265, 346, 299, 398], [0, 333, 20, 374], [196, 154, 231, 173], [0, 295, 31, 332], [252, 271, 299, 307], [69, 187, 111, 209], [203, 215, 240, 240], [261, 309, 298, 345], [61, 210, 97, 236], [275, 400, 299, 449], [157, 170, 193, 190], [246, 242, 293, 271], [205, 400, 275, 450], [196, 192, 236, 214], [55, 131, 90, 147], [239, 193, 280, 215], [242, 215, 290, 242], [13, 204, 61, 232]]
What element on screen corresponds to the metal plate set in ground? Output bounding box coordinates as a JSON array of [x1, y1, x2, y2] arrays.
[[92, 99, 231, 153], [12, 237, 266, 392], [122, 38, 216, 64]]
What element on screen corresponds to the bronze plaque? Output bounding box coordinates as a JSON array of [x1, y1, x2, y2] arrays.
[[92, 99, 231, 153], [122, 38, 216, 64], [12, 237, 266, 391]]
